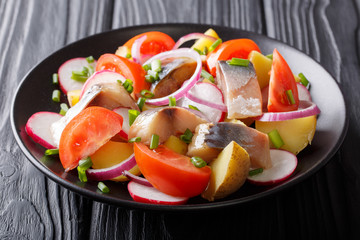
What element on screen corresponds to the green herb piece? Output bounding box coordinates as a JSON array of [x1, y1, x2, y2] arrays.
[[249, 168, 263, 176], [268, 129, 284, 149], [125, 53, 132, 59], [140, 89, 154, 98], [227, 58, 250, 67], [190, 156, 207, 168], [52, 73, 59, 85], [128, 109, 140, 126], [202, 46, 208, 55], [168, 96, 176, 106], [298, 73, 310, 88], [180, 128, 193, 144], [143, 64, 151, 71], [200, 69, 214, 83], [151, 59, 162, 73], [122, 79, 134, 94], [128, 137, 141, 143], [77, 167, 87, 182], [59, 103, 69, 116], [188, 105, 200, 111], [150, 134, 159, 149], [266, 54, 273, 60], [147, 70, 159, 81], [78, 157, 93, 171], [208, 38, 222, 52], [71, 66, 91, 82], [286, 89, 296, 105], [193, 48, 202, 55], [86, 56, 94, 63], [45, 149, 59, 156], [145, 74, 156, 83], [137, 97, 146, 111], [52, 90, 61, 102], [98, 182, 110, 193]]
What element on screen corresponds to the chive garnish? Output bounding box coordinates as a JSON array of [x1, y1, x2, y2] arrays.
[[193, 48, 202, 55], [140, 89, 154, 98], [189, 105, 200, 111], [137, 97, 146, 111], [45, 149, 59, 156], [98, 182, 110, 193], [202, 46, 208, 55], [268, 129, 284, 149], [180, 128, 193, 144], [227, 58, 250, 67], [298, 73, 310, 88], [78, 157, 93, 171], [86, 56, 94, 63], [286, 89, 296, 105], [143, 64, 151, 71], [59, 103, 69, 116], [128, 137, 141, 143], [125, 53, 132, 59], [266, 54, 273, 60], [150, 134, 159, 149], [52, 90, 61, 102], [77, 168, 87, 182], [191, 156, 207, 168], [208, 38, 222, 52], [151, 59, 162, 73], [145, 74, 156, 83], [122, 79, 134, 94], [200, 69, 214, 83], [147, 70, 159, 81], [52, 73, 59, 85], [168, 96, 176, 106], [71, 66, 91, 82], [128, 109, 140, 126], [249, 168, 263, 176]]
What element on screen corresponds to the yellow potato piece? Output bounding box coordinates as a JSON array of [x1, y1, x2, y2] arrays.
[[191, 28, 220, 52], [255, 115, 317, 155], [164, 135, 188, 155], [202, 141, 250, 201], [67, 89, 81, 107], [115, 45, 131, 58], [248, 50, 272, 89], [90, 141, 140, 182]]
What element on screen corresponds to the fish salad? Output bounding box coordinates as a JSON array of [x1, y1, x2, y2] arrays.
[[25, 28, 320, 204]]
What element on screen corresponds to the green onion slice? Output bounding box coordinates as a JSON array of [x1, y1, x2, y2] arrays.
[[86, 56, 94, 63], [52, 73, 59, 85], [249, 168, 263, 176], [168, 96, 176, 106], [191, 156, 207, 168], [268, 129, 284, 149], [227, 58, 250, 67], [77, 167, 87, 182], [180, 128, 193, 144], [128, 109, 140, 126], [125, 53, 132, 59], [286, 89, 296, 105], [145, 74, 155, 83], [150, 134, 159, 149], [52, 90, 61, 102], [137, 97, 146, 111], [45, 149, 59, 156], [151, 59, 162, 73], [59, 103, 69, 116], [188, 105, 200, 111], [78, 157, 93, 171], [98, 182, 110, 193], [128, 137, 141, 143], [298, 73, 310, 88], [266, 54, 273, 60], [140, 89, 154, 98], [208, 38, 222, 52], [143, 64, 151, 71], [200, 69, 214, 83]]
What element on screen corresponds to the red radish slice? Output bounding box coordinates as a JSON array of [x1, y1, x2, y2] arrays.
[[122, 170, 152, 187], [172, 33, 217, 50], [247, 149, 297, 185], [79, 70, 127, 98], [255, 100, 320, 122], [25, 112, 63, 149], [128, 181, 188, 205], [113, 107, 130, 138], [86, 154, 137, 181], [58, 57, 97, 94]]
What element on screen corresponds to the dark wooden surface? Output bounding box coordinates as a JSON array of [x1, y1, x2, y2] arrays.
[[1, 0, 359, 239]]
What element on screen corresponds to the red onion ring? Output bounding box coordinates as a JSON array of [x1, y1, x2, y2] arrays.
[[185, 92, 228, 112], [86, 154, 137, 181], [255, 100, 321, 122], [131, 35, 147, 64], [122, 170, 153, 187], [142, 48, 202, 106], [172, 33, 217, 50]]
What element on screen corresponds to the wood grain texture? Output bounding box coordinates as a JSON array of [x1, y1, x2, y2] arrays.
[[0, 0, 359, 239]]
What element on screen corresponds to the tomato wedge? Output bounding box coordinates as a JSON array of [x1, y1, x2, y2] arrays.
[[96, 54, 149, 98], [123, 31, 175, 56], [267, 49, 299, 112], [206, 39, 261, 76], [134, 143, 211, 197], [59, 107, 123, 171]]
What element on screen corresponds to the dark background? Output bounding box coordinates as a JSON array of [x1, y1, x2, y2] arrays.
[[1, 0, 359, 239]]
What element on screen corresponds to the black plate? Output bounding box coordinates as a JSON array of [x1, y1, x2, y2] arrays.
[[10, 24, 348, 211]]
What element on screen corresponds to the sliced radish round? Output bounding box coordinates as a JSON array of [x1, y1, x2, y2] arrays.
[[247, 149, 298, 185], [127, 181, 188, 205], [58, 57, 97, 94], [122, 170, 152, 187], [25, 112, 63, 149], [177, 82, 226, 122], [113, 107, 130, 139]]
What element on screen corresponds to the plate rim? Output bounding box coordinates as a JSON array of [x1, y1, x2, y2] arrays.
[[10, 23, 349, 211]]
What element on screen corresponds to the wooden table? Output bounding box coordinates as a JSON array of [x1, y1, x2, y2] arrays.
[[1, 0, 359, 239]]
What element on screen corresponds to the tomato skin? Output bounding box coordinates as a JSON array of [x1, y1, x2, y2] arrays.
[[96, 54, 149, 98], [123, 31, 175, 56], [206, 39, 261, 76], [59, 107, 123, 171], [267, 49, 299, 112], [134, 143, 211, 197]]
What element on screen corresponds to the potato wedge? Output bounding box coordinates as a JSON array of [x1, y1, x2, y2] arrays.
[[202, 141, 250, 201]]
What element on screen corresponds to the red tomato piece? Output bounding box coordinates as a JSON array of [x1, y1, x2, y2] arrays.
[[59, 106, 123, 171], [206, 39, 261, 76], [123, 31, 175, 56], [134, 143, 211, 198], [267, 49, 299, 112], [96, 54, 149, 99]]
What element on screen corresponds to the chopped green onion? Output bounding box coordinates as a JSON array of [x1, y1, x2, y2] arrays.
[[59, 103, 69, 116], [180, 128, 193, 144], [145, 74, 156, 83], [188, 105, 200, 111], [71, 67, 90, 82], [147, 70, 159, 81], [78, 157, 93, 171], [191, 156, 207, 168], [286, 89, 296, 105], [52, 73, 59, 85], [200, 69, 214, 83], [125, 53, 132, 59], [88, 65, 95, 75], [45, 149, 59, 156], [128, 109, 140, 126], [227, 58, 250, 67], [137, 97, 146, 111], [168, 96, 176, 106], [86, 56, 94, 63], [150, 134, 159, 149], [52, 90, 61, 102], [122, 79, 134, 94], [268, 129, 284, 149], [298, 73, 310, 88], [208, 38, 222, 52], [193, 48, 202, 55], [128, 137, 141, 143], [143, 64, 151, 71], [266, 54, 273, 60], [249, 168, 263, 176], [202, 46, 208, 55], [98, 182, 110, 193], [77, 167, 87, 182], [140, 89, 154, 98], [151, 59, 162, 73]]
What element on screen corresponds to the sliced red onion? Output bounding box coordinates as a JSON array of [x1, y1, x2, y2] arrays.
[[86, 154, 136, 181], [122, 170, 153, 187], [185, 90, 227, 112], [131, 35, 147, 65], [143, 48, 202, 106], [172, 33, 217, 50], [255, 100, 321, 122]]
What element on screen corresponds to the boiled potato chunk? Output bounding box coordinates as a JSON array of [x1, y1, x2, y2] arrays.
[[248, 50, 272, 89], [201, 141, 250, 201], [255, 115, 317, 155], [90, 141, 140, 182], [67, 89, 81, 107], [191, 28, 220, 52], [164, 135, 188, 155]]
